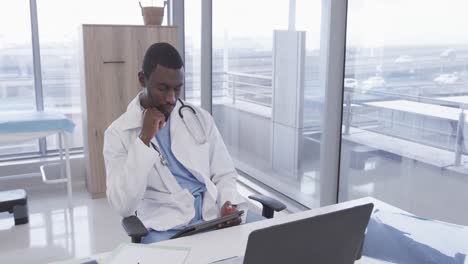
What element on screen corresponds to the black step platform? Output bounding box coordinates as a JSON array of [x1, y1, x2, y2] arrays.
[[0, 189, 29, 225]]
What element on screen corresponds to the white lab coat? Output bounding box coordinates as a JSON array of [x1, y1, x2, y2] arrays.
[[103, 93, 247, 231]]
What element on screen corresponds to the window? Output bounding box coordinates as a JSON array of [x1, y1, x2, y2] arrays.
[[184, 0, 202, 106], [0, 1, 39, 156], [1, 0, 168, 159], [212, 0, 324, 208], [339, 0, 468, 225], [37, 0, 145, 151]]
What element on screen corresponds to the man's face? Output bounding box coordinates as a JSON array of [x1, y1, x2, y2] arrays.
[[139, 65, 184, 118]]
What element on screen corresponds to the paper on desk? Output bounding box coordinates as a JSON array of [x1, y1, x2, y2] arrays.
[[103, 243, 190, 264]]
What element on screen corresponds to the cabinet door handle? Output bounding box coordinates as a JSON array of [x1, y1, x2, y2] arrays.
[[103, 60, 125, 64]]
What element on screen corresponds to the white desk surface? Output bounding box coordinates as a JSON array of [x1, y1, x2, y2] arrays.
[[54, 197, 403, 264]]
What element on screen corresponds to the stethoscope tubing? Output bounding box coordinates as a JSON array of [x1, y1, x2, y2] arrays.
[[150, 98, 207, 167]]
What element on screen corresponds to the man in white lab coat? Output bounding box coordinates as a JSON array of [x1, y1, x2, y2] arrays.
[[103, 43, 253, 243]]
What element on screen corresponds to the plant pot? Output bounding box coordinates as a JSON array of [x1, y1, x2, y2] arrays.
[[140, 1, 166, 26]]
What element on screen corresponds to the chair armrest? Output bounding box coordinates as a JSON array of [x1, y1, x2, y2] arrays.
[[122, 215, 148, 243], [248, 194, 286, 219]]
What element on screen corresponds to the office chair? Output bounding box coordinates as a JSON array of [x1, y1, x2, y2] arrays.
[[122, 194, 287, 243]]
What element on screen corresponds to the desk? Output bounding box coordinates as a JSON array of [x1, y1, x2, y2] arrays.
[[0, 112, 75, 207], [56, 197, 468, 264]]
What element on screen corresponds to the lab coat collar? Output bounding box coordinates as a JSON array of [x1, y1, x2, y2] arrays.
[[120, 92, 182, 131]]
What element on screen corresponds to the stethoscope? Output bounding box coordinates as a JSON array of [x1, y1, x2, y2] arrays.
[[150, 98, 207, 167]]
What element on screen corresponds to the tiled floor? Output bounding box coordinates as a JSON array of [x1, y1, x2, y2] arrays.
[[0, 183, 269, 264]]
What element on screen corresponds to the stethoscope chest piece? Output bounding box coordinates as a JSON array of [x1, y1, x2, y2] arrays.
[[150, 142, 168, 167]]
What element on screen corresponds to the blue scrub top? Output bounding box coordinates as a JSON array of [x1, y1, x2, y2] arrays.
[[155, 118, 207, 226]]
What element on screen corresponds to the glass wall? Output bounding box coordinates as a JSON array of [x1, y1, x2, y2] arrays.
[[339, 0, 468, 225], [184, 0, 202, 106], [2, 0, 161, 158], [37, 0, 146, 151], [212, 0, 324, 207], [0, 1, 39, 156]]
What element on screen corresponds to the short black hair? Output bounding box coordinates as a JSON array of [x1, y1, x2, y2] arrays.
[[142, 42, 184, 79]]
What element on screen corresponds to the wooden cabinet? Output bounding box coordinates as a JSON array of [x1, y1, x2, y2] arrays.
[[80, 25, 179, 198]]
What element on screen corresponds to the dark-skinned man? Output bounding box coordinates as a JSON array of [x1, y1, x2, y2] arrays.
[[103, 43, 262, 243]]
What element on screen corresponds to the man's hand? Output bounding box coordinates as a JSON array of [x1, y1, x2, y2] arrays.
[[217, 201, 242, 229], [139, 108, 165, 146]]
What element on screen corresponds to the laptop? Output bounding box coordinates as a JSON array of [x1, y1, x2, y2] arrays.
[[212, 203, 374, 264]]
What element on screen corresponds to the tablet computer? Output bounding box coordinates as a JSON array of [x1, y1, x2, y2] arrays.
[[171, 210, 245, 239]]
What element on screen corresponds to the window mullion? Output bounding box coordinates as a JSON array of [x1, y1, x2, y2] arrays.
[[29, 0, 47, 155]]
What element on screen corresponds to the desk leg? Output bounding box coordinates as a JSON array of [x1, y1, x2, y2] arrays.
[[57, 132, 65, 179], [62, 132, 73, 208]]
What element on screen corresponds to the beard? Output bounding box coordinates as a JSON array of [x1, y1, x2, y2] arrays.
[[143, 90, 176, 120], [155, 103, 175, 121]]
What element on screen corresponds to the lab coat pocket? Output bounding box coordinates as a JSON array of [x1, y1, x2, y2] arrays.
[[150, 157, 182, 193], [143, 188, 194, 207], [140, 189, 195, 231], [145, 166, 170, 193]]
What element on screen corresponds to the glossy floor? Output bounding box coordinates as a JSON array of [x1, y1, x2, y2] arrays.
[[0, 183, 265, 264], [0, 185, 128, 263]]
